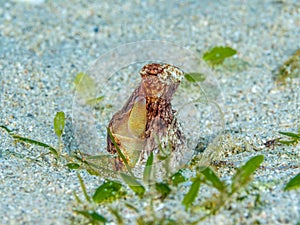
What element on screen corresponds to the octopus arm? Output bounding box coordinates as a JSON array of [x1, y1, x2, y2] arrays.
[[113, 134, 144, 167], [128, 96, 146, 138]]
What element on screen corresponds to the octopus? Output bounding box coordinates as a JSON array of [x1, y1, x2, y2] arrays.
[[107, 63, 186, 170]]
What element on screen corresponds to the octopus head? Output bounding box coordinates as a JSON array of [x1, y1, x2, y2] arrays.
[[140, 63, 184, 100]]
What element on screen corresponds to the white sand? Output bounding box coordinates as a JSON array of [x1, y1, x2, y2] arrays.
[[0, 0, 299, 224]]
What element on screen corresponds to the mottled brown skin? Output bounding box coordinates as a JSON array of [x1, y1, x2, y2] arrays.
[[107, 63, 184, 170]]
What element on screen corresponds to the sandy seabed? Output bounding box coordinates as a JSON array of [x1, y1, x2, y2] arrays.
[[0, 1, 299, 224]]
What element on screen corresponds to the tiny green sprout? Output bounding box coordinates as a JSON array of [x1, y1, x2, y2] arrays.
[[188, 155, 264, 223], [231, 155, 264, 193], [92, 179, 126, 204], [278, 129, 300, 146], [184, 72, 206, 82], [203, 46, 237, 66], [86, 168, 101, 176], [66, 163, 80, 169], [182, 177, 201, 209], [143, 152, 154, 184], [201, 167, 225, 192], [284, 173, 300, 191], [73, 190, 82, 204], [77, 172, 91, 202], [0, 125, 12, 133], [86, 96, 104, 106], [155, 182, 171, 200], [120, 173, 145, 198], [276, 49, 300, 83], [74, 72, 97, 102], [124, 202, 139, 213], [54, 111, 65, 139], [170, 170, 187, 186], [74, 210, 107, 224], [15, 135, 58, 156], [0, 125, 58, 156]]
